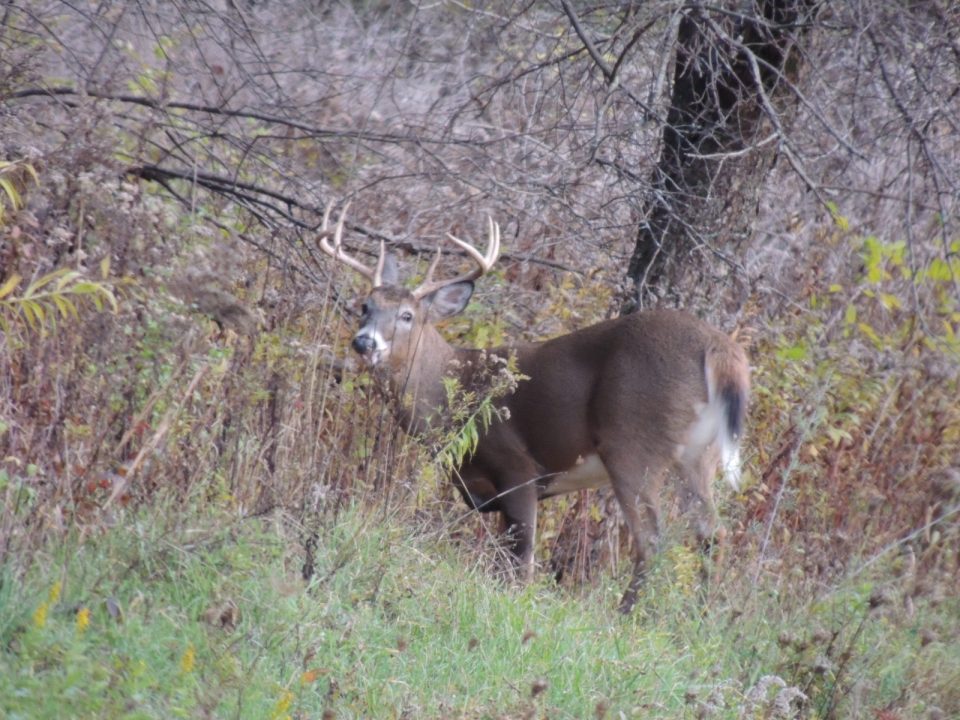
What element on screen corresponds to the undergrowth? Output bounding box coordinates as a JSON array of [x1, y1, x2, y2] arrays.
[[1, 9, 958, 719]]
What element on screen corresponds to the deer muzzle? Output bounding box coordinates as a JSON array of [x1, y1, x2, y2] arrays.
[[351, 332, 384, 365]]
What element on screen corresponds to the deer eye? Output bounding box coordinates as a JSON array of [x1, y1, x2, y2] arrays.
[[400, 310, 414, 323], [360, 303, 369, 316]]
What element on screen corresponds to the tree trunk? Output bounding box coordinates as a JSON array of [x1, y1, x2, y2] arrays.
[[624, 0, 819, 313]]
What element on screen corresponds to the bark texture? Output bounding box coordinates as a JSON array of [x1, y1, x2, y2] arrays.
[[624, 0, 819, 313]]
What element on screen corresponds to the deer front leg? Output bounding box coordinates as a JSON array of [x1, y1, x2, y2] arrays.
[[499, 481, 538, 583]]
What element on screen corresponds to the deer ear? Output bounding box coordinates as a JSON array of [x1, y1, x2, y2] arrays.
[[424, 281, 474, 321]]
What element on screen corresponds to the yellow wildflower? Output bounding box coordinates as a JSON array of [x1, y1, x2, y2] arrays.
[[76, 607, 91, 634], [270, 690, 294, 720], [180, 643, 196, 674], [48, 581, 62, 603], [270, 689, 294, 720], [33, 602, 48, 629]]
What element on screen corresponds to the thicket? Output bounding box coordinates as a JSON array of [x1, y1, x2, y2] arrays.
[[1, 2, 957, 718]]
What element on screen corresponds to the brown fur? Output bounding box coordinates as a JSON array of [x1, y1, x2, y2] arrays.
[[354, 281, 750, 612]]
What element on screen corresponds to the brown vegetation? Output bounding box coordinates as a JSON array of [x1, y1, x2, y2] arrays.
[[1, 0, 957, 620]]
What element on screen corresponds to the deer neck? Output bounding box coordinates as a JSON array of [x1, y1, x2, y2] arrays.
[[381, 324, 462, 434]]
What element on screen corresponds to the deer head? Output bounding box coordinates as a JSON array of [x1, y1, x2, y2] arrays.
[[318, 203, 499, 373]]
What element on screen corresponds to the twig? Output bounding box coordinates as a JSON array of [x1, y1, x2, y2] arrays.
[[103, 363, 210, 509]]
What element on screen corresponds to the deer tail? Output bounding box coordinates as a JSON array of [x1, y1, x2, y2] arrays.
[[703, 339, 750, 490]]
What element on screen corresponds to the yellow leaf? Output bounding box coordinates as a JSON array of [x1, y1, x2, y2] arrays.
[[20, 301, 38, 329], [102, 288, 119, 312], [858, 322, 881, 346], [26, 299, 45, 325], [0, 177, 21, 208], [0, 274, 21, 299], [52, 295, 74, 319], [21, 162, 39, 185]]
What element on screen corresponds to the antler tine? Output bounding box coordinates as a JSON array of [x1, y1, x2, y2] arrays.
[[317, 200, 386, 287], [412, 216, 501, 299], [419, 246, 443, 290], [372, 241, 387, 287]]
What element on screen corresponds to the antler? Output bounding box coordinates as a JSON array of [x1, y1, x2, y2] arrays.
[[317, 201, 387, 287], [412, 216, 501, 299]]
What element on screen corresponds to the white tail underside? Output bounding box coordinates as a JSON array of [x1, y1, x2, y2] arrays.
[[688, 374, 743, 491]]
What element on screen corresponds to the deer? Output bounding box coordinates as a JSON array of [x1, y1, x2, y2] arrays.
[[319, 204, 750, 612]]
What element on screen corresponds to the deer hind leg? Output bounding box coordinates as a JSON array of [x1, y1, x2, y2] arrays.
[[598, 449, 668, 613], [677, 443, 725, 587]]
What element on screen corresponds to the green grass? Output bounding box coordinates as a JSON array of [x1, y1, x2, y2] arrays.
[[1, 504, 956, 719]]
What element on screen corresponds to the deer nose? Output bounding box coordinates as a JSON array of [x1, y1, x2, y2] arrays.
[[352, 334, 376, 356]]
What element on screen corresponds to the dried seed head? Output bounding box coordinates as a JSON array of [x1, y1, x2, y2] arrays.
[[777, 631, 798, 648]]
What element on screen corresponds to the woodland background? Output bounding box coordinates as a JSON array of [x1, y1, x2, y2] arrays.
[[1, 2, 958, 718]]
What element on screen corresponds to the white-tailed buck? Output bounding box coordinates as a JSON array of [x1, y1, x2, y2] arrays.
[[320, 205, 750, 612]]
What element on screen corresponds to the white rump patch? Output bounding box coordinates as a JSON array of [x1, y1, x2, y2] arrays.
[[542, 454, 611, 497]]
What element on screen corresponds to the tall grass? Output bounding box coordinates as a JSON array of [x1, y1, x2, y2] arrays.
[[2, 496, 956, 719]]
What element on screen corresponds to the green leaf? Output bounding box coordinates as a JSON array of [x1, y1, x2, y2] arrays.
[[776, 343, 808, 362], [26, 268, 73, 295], [67, 280, 98, 294], [925, 258, 954, 282], [55, 270, 81, 291], [879, 293, 902, 310], [844, 304, 857, 325]]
